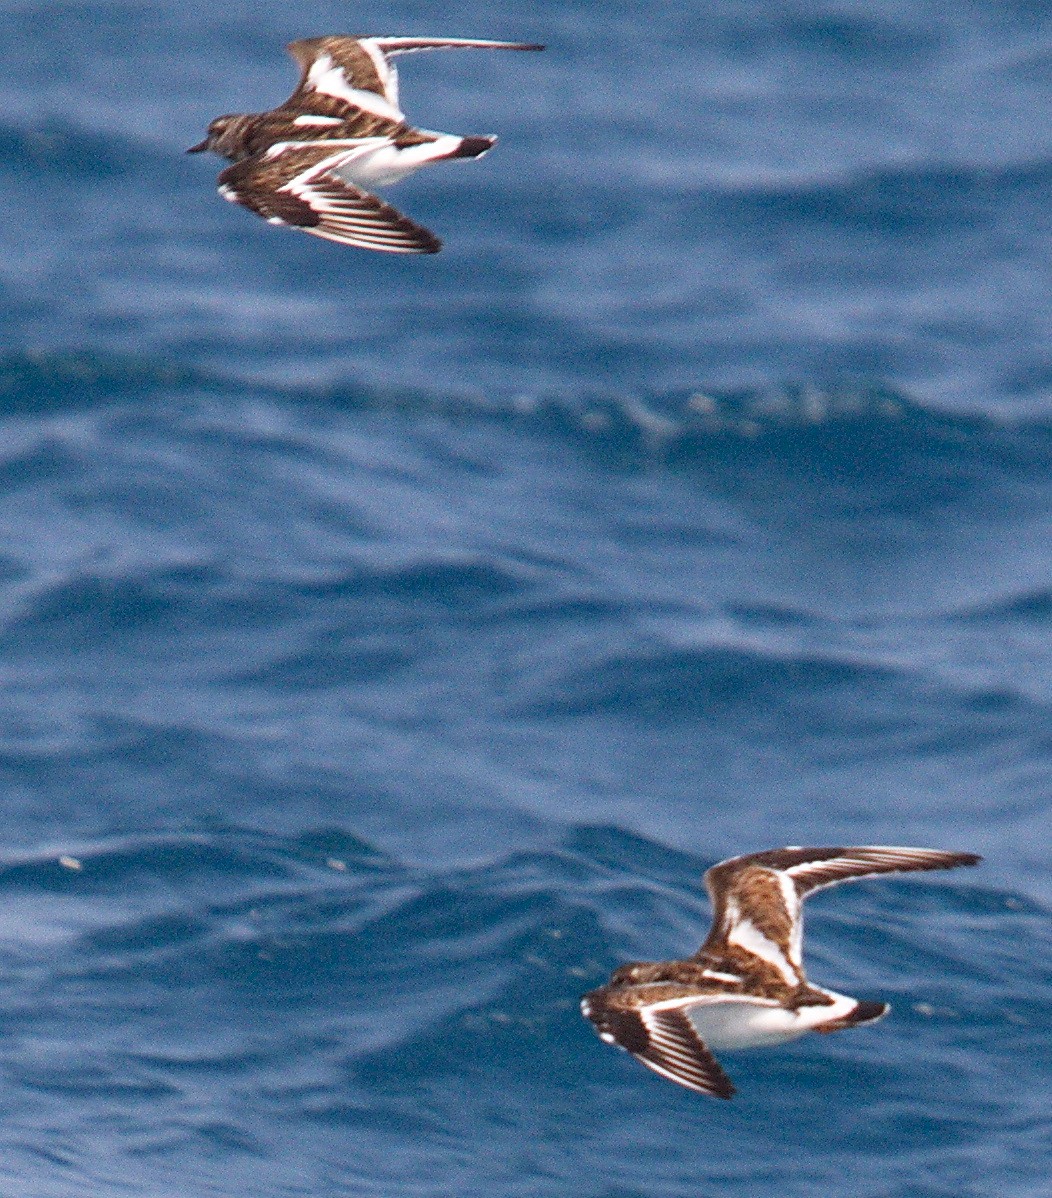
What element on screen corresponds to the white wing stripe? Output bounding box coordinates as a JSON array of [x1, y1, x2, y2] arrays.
[[785, 849, 969, 889], [646, 993, 775, 1013], [265, 138, 385, 162], [357, 37, 396, 102], [306, 54, 405, 121], [776, 870, 803, 965], [726, 918, 798, 986]]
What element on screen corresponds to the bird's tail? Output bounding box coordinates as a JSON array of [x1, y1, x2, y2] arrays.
[[815, 1000, 890, 1033], [447, 135, 497, 159]]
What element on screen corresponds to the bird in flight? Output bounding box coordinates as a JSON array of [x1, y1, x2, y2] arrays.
[[582, 845, 981, 1098], [188, 35, 544, 253]]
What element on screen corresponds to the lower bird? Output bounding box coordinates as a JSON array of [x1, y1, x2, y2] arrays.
[[581, 844, 980, 1098], [187, 35, 544, 253]]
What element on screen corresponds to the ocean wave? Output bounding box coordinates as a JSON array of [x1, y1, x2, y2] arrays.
[[0, 119, 155, 179], [3, 349, 1049, 462], [0, 351, 206, 412], [953, 587, 1052, 625], [0, 821, 1043, 1193], [3, 823, 1035, 1104], [684, 154, 1052, 230], [506, 635, 1052, 750]]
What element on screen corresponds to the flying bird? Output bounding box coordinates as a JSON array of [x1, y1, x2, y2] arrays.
[[581, 845, 981, 1099], [187, 35, 544, 253]]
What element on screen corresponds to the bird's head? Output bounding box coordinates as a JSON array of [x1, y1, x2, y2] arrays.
[[186, 115, 247, 159], [609, 962, 651, 986]]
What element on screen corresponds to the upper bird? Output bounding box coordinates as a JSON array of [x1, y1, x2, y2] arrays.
[[187, 36, 544, 253], [581, 845, 981, 1099]]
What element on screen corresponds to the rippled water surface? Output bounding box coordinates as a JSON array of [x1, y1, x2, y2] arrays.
[[1, 1, 1050, 1195]]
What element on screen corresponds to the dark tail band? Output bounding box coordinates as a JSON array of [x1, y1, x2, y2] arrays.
[[451, 136, 496, 159], [816, 1000, 890, 1033]]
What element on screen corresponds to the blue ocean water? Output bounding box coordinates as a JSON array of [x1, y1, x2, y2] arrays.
[[0, 0, 1050, 1194]]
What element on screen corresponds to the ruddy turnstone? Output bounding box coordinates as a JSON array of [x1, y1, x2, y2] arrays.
[[187, 35, 544, 253], [582, 845, 981, 1099]]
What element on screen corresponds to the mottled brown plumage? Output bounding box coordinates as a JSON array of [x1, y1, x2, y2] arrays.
[[187, 35, 543, 252], [582, 845, 981, 1098]]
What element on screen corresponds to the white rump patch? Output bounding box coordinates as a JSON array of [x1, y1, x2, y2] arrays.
[[701, 969, 742, 984], [292, 114, 345, 127]]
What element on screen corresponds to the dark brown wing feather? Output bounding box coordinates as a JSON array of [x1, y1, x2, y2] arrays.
[[637, 1007, 736, 1098], [286, 35, 544, 100], [711, 846, 982, 899], [698, 845, 980, 975], [216, 149, 441, 253], [583, 994, 735, 1099], [279, 36, 543, 137], [368, 37, 546, 55], [284, 175, 440, 252], [278, 37, 406, 139], [286, 36, 390, 100]]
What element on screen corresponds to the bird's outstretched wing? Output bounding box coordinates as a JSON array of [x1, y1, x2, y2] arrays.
[[284, 36, 544, 124], [699, 846, 981, 979], [581, 992, 737, 1099], [708, 845, 982, 902], [217, 142, 441, 253]]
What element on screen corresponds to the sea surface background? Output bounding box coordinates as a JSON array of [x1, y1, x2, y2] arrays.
[[0, 1, 1050, 1195]]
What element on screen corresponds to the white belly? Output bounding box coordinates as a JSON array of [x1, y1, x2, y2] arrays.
[[687, 991, 857, 1050], [334, 135, 463, 188]]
